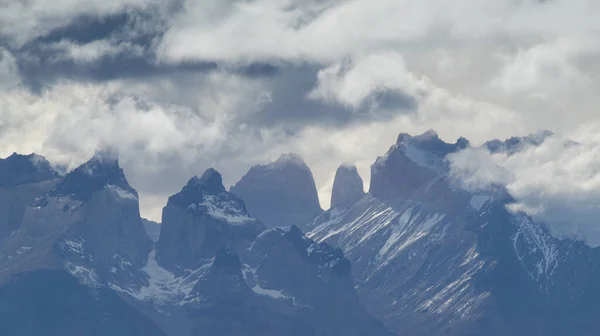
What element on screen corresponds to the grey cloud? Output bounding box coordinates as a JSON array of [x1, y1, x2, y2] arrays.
[[2, 0, 600, 230], [238, 64, 416, 131], [448, 132, 600, 248]]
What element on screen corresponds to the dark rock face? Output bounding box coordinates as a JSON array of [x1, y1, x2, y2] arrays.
[[243, 226, 392, 336], [49, 148, 136, 202], [0, 149, 152, 290], [0, 155, 393, 336], [0, 153, 59, 239], [484, 130, 554, 154], [142, 218, 161, 243], [156, 169, 266, 271], [307, 130, 600, 336], [230, 153, 322, 228], [181, 228, 393, 336], [0, 153, 58, 188], [369, 130, 471, 212], [0, 270, 164, 336], [330, 164, 365, 208]]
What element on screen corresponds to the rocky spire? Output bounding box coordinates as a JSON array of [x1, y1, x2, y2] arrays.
[[230, 153, 323, 228], [331, 164, 365, 208]]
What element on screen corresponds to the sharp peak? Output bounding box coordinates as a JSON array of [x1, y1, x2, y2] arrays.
[[484, 130, 556, 153], [185, 168, 225, 192], [396, 129, 470, 149]]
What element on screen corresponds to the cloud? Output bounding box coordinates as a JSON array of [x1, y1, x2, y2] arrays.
[[2, 0, 600, 228], [47, 40, 146, 64], [448, 131, 600, 247], [309, 51, 522, 140], [0, 48, 20, 90], [0, 0, 162, 47], [491, 42, 587, 98], [308, 52, 417, 110]]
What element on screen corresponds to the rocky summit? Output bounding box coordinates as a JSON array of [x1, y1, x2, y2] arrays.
[[2, 130, 599, 336], [331, 164, 365, 208], [306, 130, 600, 336], [0, 154, 393, 336], [230, 153, 323, 228]]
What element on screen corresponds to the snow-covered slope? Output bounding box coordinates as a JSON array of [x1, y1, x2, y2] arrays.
[[306, 130, 600, 336], [156, 168, 265, 272], [0, 154, 393, 336], [0, 150, 163, 335]]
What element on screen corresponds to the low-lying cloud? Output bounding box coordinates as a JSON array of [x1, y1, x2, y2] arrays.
[[2, 0, 600, 225], [448, 131, 600, 247]]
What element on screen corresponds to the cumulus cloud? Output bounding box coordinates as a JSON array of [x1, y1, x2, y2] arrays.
[[309, 51, 522, 141], [2, 0, 600, 228], [0, 74, 272, 217], [448, 132, 600, 247]]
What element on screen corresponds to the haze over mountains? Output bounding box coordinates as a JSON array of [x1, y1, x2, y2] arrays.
[[1, 129, 600, 335]]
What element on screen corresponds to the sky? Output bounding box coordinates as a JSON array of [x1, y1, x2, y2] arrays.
[[1, 0, 600, 243]]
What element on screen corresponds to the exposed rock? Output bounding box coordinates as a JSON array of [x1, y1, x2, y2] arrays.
[[330, 164, 365, 208], [231, 153, 322, 228], [142, 218, 161, 243], [156, 168, 265, 271]]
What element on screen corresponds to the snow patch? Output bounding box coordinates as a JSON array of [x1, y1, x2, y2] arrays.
[[511, 213, 559, 293], [189, 194, 254, 224], [65, 262, 101, 287], [252, 285, 287, 299], [109, 250, 209, 305], [61, 239, 86, 257], [107, 184, 138, 201]]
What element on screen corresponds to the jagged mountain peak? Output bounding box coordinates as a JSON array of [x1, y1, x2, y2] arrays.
[[396, 129, 470, 155], [374, 130, 472, 175], [331, 164, 365, 208], [370, 130, 474, 205], [168, 169, 248, 214], [0, 152, 58, 188], [48, 149, 135, 202], [184, 168, 225, 195], [397, 128, 439, 143], [484, 129, 555, 154]]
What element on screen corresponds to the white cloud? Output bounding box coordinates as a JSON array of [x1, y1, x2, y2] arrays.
[[448, 132, 600, 247], [309, 51, 522, 140], [491, 42, 587, 97], [0, 49, 20, 90], [46, 40, 146, 63], [308, 52, 416, 109], [3, 0, 600, 230]]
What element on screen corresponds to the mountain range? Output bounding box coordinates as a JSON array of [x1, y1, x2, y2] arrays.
[[1, 129, 599, 335]]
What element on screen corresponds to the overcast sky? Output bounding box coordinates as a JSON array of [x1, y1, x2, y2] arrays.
[[2, 0, 600, 241]]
